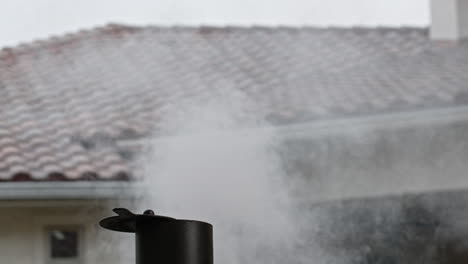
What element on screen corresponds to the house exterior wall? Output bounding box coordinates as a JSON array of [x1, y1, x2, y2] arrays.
[[0, 208, 34, 264], [0, 202, 134, 264], [300, 190, 468, 264]]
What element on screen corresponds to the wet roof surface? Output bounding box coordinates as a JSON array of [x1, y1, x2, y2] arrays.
[[1, 24, 468, 181]]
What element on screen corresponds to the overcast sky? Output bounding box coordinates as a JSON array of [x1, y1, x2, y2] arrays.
[[0, 0, 429, 48]]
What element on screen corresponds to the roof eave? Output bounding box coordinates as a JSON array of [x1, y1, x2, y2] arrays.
[[279, 105, 468, 139], [0, 181, 138, 200]]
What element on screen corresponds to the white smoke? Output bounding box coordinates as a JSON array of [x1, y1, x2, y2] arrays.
[[131, 88, 468, 264], [139, 89, 300, 264]]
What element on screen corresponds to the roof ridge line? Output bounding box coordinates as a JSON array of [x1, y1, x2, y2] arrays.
[[0, 23, 139, 58], [134, 22, 426, 29], [0, 23, 429, 56], [137, 23, 427, 32]]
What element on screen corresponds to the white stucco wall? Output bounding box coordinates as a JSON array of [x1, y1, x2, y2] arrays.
[[0, 202, 134, 264], [0, 209, 34, 264]]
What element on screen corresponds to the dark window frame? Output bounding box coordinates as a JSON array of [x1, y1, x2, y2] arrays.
[[44, 225, 83, 264]]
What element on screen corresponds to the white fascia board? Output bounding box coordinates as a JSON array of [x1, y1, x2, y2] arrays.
[[0, 181, 140, 200], [278, 106, 468, 139]]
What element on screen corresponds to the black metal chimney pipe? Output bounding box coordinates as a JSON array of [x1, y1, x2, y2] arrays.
[[100, 208, 213, 264]]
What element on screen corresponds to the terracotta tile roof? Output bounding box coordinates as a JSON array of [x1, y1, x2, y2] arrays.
[[1, 23, 468, 181]]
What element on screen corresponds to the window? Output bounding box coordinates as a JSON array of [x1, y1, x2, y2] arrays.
[[46, 227, 82, 264]]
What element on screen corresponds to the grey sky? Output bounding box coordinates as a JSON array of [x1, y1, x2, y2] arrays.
[[1, 0, 429, 48]]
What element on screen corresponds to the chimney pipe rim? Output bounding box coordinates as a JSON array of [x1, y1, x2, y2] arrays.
[[99, 208, 212, 233]]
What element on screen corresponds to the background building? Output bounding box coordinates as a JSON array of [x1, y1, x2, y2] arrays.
[[1, 0, 468, 263]]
